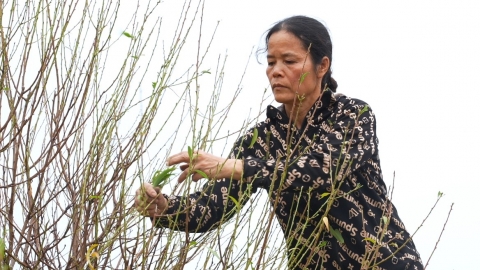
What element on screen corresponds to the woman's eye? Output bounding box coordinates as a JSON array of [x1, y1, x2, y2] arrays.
[[267, 62, 274, 66], [285, 60, 295, 64]]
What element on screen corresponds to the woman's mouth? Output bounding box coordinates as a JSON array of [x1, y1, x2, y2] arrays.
[[272, 83, 286, 90]]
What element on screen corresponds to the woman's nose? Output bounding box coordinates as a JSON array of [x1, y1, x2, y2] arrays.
[[271, 64, 283, 78]]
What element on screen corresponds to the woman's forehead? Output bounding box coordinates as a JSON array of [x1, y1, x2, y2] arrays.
[[267, 31, 305, 53]]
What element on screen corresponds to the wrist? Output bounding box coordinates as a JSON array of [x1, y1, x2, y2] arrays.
[[227, 159, 244, 180]]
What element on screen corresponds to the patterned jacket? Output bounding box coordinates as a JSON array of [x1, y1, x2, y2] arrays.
[[156, 89, 424, 270]]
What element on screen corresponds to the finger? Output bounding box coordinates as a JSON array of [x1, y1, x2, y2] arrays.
[[192, 171, 206, 182], [154, 187, 162, 197], [136, 186, 147, 198], [143, 209, 155, 218], [179, 164, 189, 171], [141, 204, 158, 217], [143, 203, 161, 215], [177, 169, 189, 183], [167, 151, 190, 166], [134, 195, 144, 207], [134, 199, 141, 209], [149, 209, 161, 217], [143, 183, 157, 198], [135, 204, 148, 216], [145, 195, 158, 205], [145, 203, 158, 211]]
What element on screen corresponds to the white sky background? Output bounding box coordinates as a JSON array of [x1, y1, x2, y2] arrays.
[[115, 0, 478, 269]]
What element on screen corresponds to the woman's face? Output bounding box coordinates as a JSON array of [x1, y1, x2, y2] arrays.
[[266, 30, 326, 108]]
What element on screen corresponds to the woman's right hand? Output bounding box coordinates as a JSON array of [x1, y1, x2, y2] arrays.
[[134, 183, 168, 217]]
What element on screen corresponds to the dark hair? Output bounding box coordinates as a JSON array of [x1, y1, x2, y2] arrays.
[[261, 16, 338, 92]]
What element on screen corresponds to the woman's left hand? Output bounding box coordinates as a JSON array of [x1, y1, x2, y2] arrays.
[[167, 150, 243, 183]]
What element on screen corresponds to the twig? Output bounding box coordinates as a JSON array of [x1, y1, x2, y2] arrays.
[[424, 203, 454, 269]]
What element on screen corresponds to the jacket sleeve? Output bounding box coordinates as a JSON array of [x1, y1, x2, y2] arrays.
[[242, 101, 378, 192], [153, 139, 257, 233]]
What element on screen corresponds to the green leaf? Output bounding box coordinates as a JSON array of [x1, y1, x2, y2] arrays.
[[122, 31, 133, 38], [248, 128, 258, 149], [152, 82, 157, 89], [189, 241, 197, 248], [382, 216, 388, 225], [187, 146, 193, 159], [152, 166, 176, 187], [202, 69, 211, 74], [389, 242, 399, 248], [330, 228, 344, 244], [137, 195, 146, 203], [194, 170, 208, 179], [438, 191, 444, 198], [0, 238, 5, 261], [299, 72, 309, 84], [246, 259, 255, 270], [228, 196, 240, 208], [318, 241, 327, 248], [207, 246, 220, 259], [363, 237, 376, 245], [265, 131, 271, 145], [320, 192, 330, 199], [359, 105, 369, 116]]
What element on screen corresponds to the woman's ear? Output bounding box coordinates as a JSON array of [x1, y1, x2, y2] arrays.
[[316, 56, 330, 78]]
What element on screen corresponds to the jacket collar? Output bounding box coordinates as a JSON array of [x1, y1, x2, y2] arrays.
[[266, 89, 339, 128]]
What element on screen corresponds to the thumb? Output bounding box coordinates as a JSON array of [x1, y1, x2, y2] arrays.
[[143, 183, 157, 197], [153, 187, 162, 197]]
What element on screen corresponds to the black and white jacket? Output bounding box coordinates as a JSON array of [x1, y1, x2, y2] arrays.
[[156, 89, 424, 270]]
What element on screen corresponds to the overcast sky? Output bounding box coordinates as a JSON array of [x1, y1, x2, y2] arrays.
[[117, 0, 479, 269]]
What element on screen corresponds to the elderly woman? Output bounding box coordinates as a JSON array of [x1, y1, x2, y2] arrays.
[[135, 16, 424, 270]]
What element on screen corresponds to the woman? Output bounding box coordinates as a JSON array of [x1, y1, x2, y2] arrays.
[[135, 16, 424, 270]]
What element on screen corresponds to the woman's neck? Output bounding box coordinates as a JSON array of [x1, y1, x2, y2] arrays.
[[284, 98, 317, 129]]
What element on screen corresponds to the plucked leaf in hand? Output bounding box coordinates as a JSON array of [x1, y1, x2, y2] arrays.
[[152, 166, 176, 187]]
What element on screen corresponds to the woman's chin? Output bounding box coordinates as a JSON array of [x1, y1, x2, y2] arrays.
[[273, 94, 293, 105]]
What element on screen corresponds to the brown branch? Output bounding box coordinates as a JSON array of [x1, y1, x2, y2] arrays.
[[424, 203, 454, 269]]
